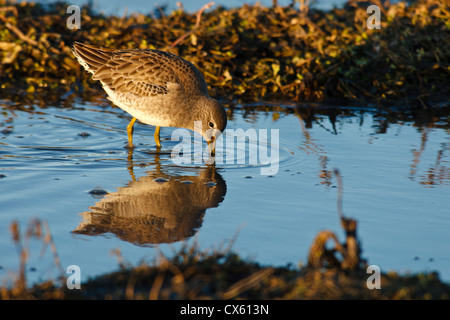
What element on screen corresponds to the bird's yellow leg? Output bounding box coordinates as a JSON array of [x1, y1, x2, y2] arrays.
[[154, 126, 161, 148], [127, 117, 137, 146]]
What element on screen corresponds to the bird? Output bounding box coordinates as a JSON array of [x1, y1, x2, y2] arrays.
[[73, 164, 226, 245], [72, 42, 227, 157]]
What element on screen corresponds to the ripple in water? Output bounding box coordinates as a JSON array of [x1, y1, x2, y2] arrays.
[[160, 130, 303, 176]]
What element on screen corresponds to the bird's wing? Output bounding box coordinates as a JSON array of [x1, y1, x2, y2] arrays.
[[92, 49, 183, 97], [74, 42, 197, 97]]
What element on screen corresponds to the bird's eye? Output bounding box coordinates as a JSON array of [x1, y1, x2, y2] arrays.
[[209, 122, 214, 128]]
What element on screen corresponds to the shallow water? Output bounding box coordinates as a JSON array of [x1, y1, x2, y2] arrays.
[[0, 98, 449, 286]]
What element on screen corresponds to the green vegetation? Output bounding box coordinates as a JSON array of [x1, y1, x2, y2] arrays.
[[0, 0, 448, 107]]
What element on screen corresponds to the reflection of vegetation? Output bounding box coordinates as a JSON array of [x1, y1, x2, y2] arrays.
[[410, 129, 449, 186], [234, 103, 450, 186], [294, 105, 450, 187], [0, 0, 448, 107], [236, 103, 449, 187]]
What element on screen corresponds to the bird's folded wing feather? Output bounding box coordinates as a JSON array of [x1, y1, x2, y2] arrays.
[[92, 50, 181, 97]]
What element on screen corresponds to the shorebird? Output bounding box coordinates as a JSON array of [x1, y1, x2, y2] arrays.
[[73, 165, 226, 245], [72, 42, 227, 157]]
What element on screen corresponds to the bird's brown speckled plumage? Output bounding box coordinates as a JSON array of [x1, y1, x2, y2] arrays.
[[72, 42, 226, 150]]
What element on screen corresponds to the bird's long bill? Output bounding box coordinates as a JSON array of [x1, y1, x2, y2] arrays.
[[203, 128, 222, 163], [207, 137, 216, 158]]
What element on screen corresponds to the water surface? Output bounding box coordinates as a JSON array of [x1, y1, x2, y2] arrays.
[[0, 98, 449, 285]]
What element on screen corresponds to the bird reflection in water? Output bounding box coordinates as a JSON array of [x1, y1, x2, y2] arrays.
[[72, 150, 227, 245]]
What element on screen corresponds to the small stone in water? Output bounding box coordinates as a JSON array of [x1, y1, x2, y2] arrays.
[[88, 187, 108, 198]]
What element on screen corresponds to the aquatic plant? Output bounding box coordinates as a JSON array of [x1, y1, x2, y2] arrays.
[[0, 0, 448, 107]]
